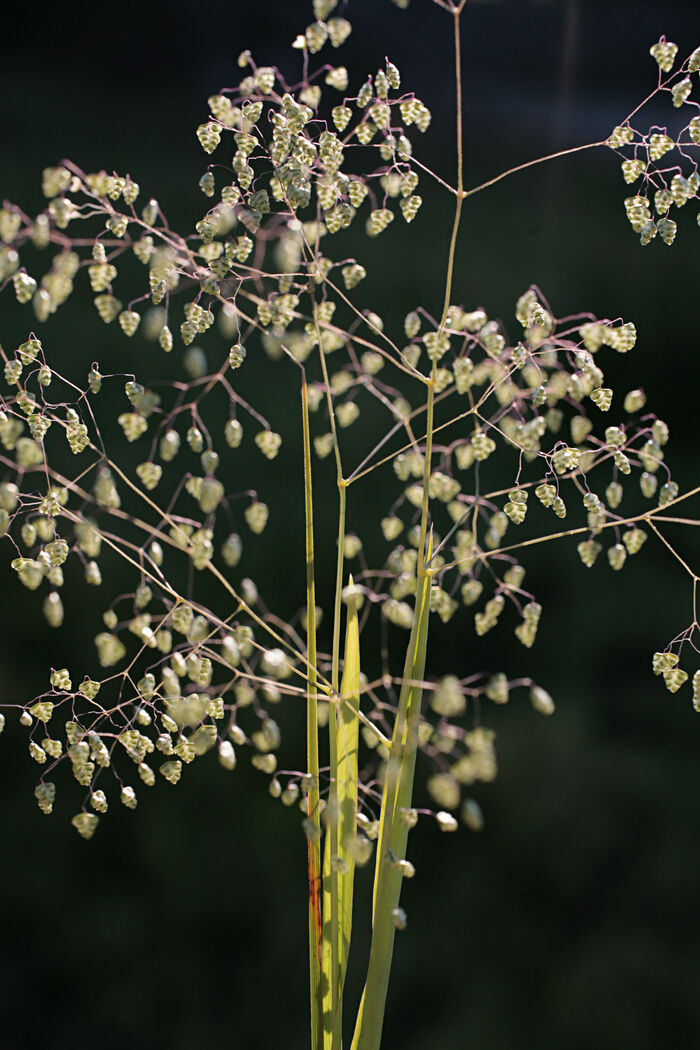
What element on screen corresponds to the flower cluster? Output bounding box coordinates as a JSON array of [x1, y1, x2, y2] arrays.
[[0, 4, 697, 843], [608, 38, 700, 245]]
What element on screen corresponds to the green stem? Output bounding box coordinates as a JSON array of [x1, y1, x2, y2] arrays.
[[331, 482, 348, 694], [419, 6, 465, 570], [350, 553, 433, 1050], [330, 481, 347, 1048], [351, 9, 468, 1048], [303, 377, 323, 1050], [315, 289, 349, 1050], [441, 6, 465, 324]]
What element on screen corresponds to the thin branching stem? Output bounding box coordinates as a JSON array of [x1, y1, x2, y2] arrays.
[[463, 141, 604, 199]]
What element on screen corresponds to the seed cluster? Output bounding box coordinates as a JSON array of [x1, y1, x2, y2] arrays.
[[608, 38, 700, 245], [0, 4, 697, 841]]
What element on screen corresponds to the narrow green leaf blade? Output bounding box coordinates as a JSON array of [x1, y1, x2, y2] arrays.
[[302, 377, 323, 1050], [321, 826, 333, 1049], [337, 584, 360, 985], [322, 582, 361, 1048], [350, 555, 432, 1050]]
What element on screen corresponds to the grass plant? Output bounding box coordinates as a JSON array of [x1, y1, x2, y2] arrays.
[[0, 2, 699, 1047]]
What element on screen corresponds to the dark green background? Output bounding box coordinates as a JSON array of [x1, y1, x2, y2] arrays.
[[1, 1, 699, 1047]]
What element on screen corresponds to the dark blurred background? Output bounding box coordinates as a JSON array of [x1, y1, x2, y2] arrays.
[[1, 1, 700, 1048]]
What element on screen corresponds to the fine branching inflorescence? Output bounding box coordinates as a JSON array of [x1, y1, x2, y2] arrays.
[[0, 2, 698, 1048]]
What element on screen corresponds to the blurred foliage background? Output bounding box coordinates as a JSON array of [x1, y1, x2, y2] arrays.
[[1, 1, 699, 1047]]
